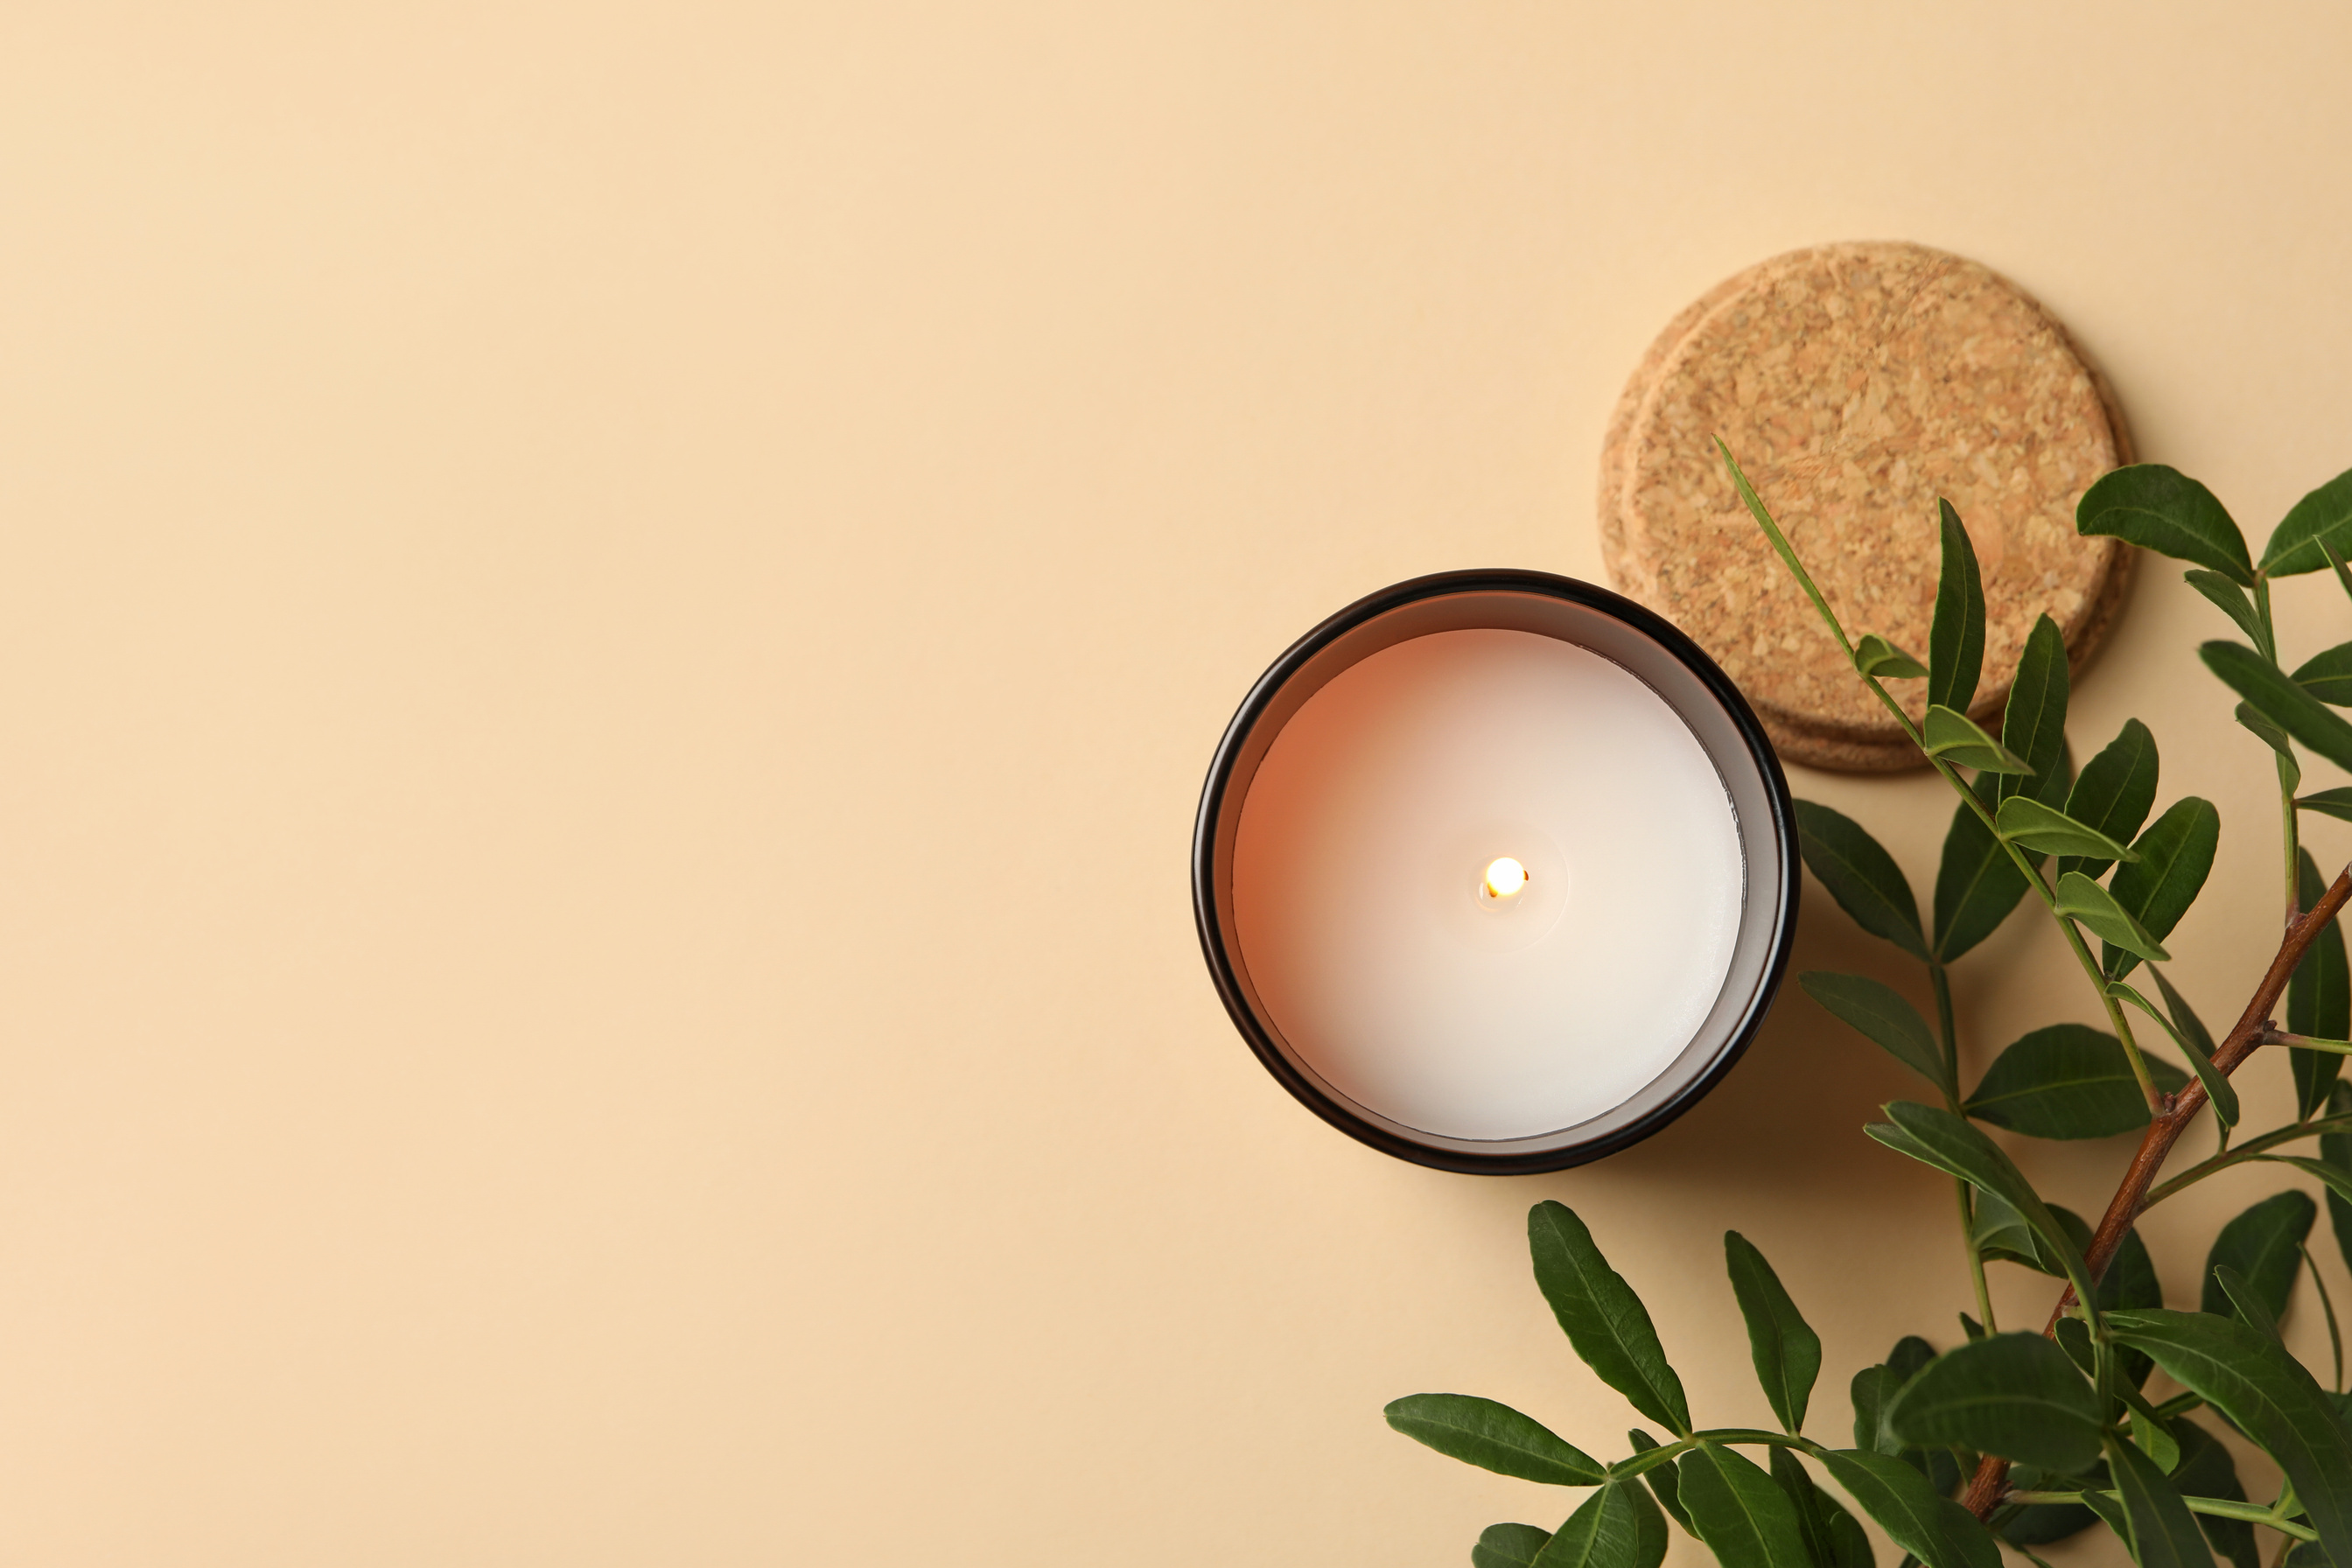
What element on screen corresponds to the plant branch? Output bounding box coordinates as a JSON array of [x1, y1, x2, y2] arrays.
[[1957, 860, 2352, 1521]]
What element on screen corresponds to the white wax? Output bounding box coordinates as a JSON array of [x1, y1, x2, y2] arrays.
[[1230, 628, 1745, 1141]]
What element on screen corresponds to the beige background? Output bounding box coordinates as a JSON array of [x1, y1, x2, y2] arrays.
[[4, 3, 2352, 1563]]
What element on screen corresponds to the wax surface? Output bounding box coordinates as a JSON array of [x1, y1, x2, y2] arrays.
[[1231, 628, 1744, 1141]]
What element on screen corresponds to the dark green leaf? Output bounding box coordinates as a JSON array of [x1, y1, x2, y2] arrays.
[[1385, 1394, 1608, 1485], [1852, 1367, 1899, 1455], [1935, 784, 2031, 962], [1476, 1524, 1557, 1568], [1866, 1102, 2090, 1299], [2102, 799, 2221, 979], [1771, 1447, 1859, 1568], [2105, 1430, 2216, 1568], [2079, 464, 2253, 584], [1966, 1024, 2185, 1140], [1815, 1448, 2002, 1568], [2104, 1308, 2352, 1568], [1628, 1431, 1693, 1536], [2110, 979, 2238, 1129], [1998, 1460, 2108, 1547], [1959, 1312, 1984, 1341], [1856, 635, 1928, 681], [2186, 570, 2269, 650], [2237, 702, 2300, 776], [1676, 1443, 1813, 1568], [1930, 499, 1988, 713], [1924, 704, 2032, 774], [1887, 1334, 1936, 1382], [1726, 1232, 1823, 1435], [2122, 1391, 2182, 1484], [1801, 973, 1947, 1093], [1529, 1203, 1690, 1435], [1999, 616, 2071, 805], [1996, 795, 2138, 862], [2293, 848, 2349, 1119], [2200, 1190, 2314, 1323], [2325, 1083, 2352, 1284], [2301, 788, 2352, 825], [1882, 1332, 2104, 1474], [2300, 644, 2352, 707], [2061, 720, 2160, 883], [1795, 801, 1929, 961], [2172, 1418, 2259, 1568], [1970, 1194, 2096, 1282], [2152, 968, 2219, 1060], [2213, 1264, 2282, 1339], [2263, 466, 2352, 576], [2204, 641, 2352, 774], [1532, 1481, 1657, 1568]]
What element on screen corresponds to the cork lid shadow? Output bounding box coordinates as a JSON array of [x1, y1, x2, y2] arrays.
[[1600, 241, 2133, 772]]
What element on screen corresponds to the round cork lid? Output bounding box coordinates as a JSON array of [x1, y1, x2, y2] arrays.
[[1600, 242, 2132, 772]]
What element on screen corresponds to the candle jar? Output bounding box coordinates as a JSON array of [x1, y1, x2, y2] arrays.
[[1193, 570, 1799, 1173]]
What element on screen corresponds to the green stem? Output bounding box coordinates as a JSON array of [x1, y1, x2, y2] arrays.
[[1956, 1177, 1997, 1334], [1720, 447, 2153, 1082], [2284, 752, 2304, 928], [2006, 1493, 2318, 1541], [1931, 963, 1998, 1331], [2266, 1031, 2352, 1055], [2145, 1114, 2352, 1206]]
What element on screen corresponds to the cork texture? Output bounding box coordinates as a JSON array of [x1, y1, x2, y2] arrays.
[[1600, 242, 2132, 772]]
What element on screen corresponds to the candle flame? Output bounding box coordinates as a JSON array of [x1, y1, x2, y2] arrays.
[[1482, 857, 1530, 900]]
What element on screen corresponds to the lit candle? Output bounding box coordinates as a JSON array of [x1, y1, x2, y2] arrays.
[[1194, 571, 1796, 1172]]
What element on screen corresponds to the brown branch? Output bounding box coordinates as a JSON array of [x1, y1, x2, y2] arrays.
[[1958, 862, 2352, 1522]]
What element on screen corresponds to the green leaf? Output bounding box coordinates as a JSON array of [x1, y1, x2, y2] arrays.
[[1999, 615, 2072, 805], [1882, 1332, 2104, 1474], [1815, 1448, 2002, 1568], [2299, 644, 2352, 707], [1855, 635, 1928, 681], [2101, 799, 2221, 979], [1676, 1444, 1816, 1568], [1970, 1194, 2096, 1281], [2205, 641, 2352, 774], [1532, 1481, 1659, 1568], [2104, 1308, 2352, 1568], [2213, 1263, 2282, 1339], [1725, 1232, 1824, 1435], [2152, 967, 2219, 1060], [1476, 1524, 1558, 1568], [2301, 788, 2352, 825], [2060, 719, 2160, 883], [1866, 1102, 2091, 1301], [2263, 466, 2352, 576], [2106, 1430, 2216, 1568], [2111, 978, 2238, 1129], [2186, 569, 2270, 650], [1996, 794, 2139, 863], [2172, 1418, 2260, 1568], [2326, 1083, 2352, 1284], [1929, 500, 1988, 714], [2100, 1227, 2165, 1391], [1934, 781, 2031, 962], [1801, 973, 1948, 1093], [2079, 464, 2254, 584], [1794, 800, 1928, 960], [1923, 704, 2032, 774], [1770, 1446, 1871, 1568], [2201, 1191, 2315, 1323], [2293, 848, 2349, 1119], [2056, 870, 2172, 968], [1528, 1203, 1690, 1435], [1966, 1023, 2186, 1139], [1628, 1430, 1693, 1536], [1851, 1366, 1899, 1455], [2239, 702, 2302, 791], [2123, 1390, 2182, 1478], [1384, 1394, 1608, 1485]]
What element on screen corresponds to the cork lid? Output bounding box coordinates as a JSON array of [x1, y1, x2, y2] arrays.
[[1600, 242, 2132, 772]]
